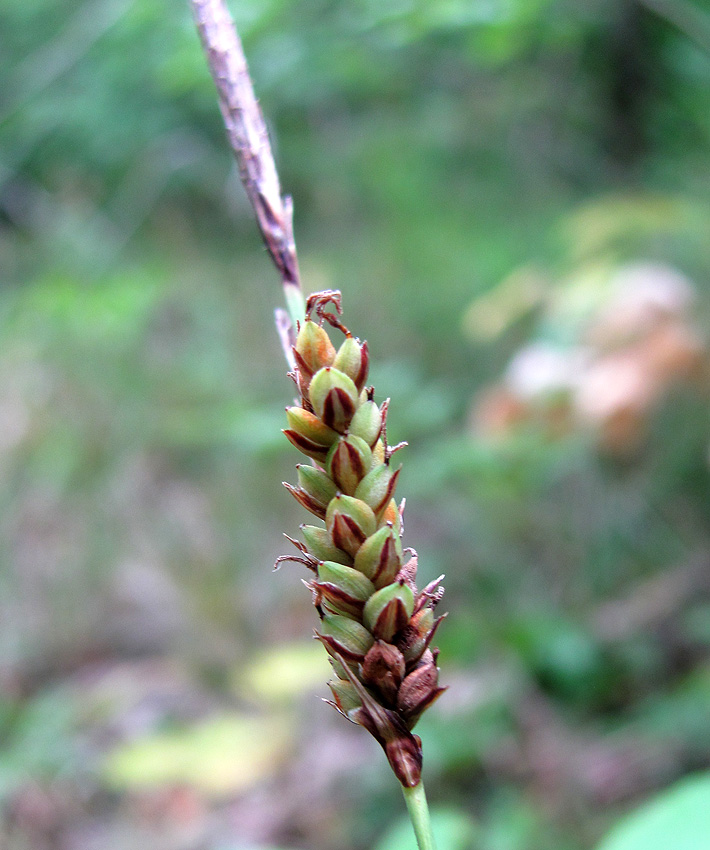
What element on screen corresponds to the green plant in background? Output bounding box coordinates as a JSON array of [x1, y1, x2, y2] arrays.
[[4, 0, 710, 847], [595, 772, 710, 850], [192, 0, 445, 846]]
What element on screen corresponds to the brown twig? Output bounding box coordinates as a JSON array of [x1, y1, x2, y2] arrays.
[[190, 0, 305, 347]]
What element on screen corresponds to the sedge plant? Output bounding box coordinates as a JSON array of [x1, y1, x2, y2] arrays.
[[192, 1, 446, 845]]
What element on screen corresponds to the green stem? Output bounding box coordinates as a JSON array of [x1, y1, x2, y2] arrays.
[[284, 280, 306, 328], [402, 780, 437, 850]]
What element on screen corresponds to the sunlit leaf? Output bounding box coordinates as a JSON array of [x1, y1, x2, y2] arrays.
[[237, 641, 332, 704], [103, 713, 291, 796], [596, 773, 710, 850]]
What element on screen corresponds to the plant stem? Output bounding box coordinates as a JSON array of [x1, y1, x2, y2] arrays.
[[403, 780, 437, 850], [191, 0, 305, 339]]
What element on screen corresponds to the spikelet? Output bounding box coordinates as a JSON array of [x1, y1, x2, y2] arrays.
[[278, 290, 446, 788]]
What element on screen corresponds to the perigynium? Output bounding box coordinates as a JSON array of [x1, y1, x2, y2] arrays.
[[277, 289, 447, 789]]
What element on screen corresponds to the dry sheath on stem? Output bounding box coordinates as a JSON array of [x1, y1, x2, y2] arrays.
[[191, 0, 305, 339], [190, 0, 446, 836]]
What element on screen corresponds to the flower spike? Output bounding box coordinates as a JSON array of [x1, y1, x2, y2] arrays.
[[279, 293, 445, 787]]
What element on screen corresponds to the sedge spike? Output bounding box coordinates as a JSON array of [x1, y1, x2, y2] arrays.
[[279, 290, 446, 787]]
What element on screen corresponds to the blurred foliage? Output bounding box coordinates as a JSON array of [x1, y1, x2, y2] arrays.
[[595, 772, 710, 850], [2, 0, 710, 848], [236, 641, 332, 705], [103, 713, 292, 796], [374, 807, 478, 850], [0, 690, 82, 799]]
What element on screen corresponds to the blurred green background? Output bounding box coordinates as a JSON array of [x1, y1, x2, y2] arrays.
[[2, 0, 710, 848]]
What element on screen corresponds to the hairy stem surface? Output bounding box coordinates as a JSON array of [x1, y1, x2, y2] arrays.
[[403, 780, 437, 850]]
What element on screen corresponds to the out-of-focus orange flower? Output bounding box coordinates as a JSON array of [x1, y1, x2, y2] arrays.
[[470, 262, 708, 454]]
